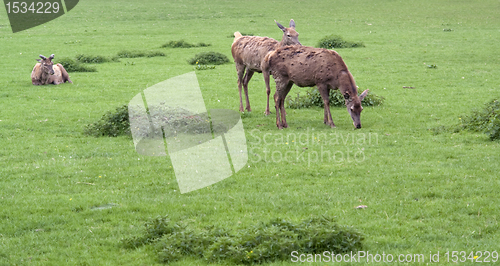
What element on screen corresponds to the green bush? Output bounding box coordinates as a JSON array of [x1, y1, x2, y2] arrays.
[[56, 57, 97, 72], [123, 216, 364, 265], [287, 88, 384, 109], [188, 51, 230, 65], [84, 105, 130, 137], [117, 50, 166, 58], [161, 40, 211, 48], [317, 35, 365, 49]]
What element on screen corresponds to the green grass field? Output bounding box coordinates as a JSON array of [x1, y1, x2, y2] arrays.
[[1, 0, 500, 265]]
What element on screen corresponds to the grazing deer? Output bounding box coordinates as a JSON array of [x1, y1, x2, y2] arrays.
[[231, 19, 301, 115], [262, 45, 369, 129], [31, 54, 72, 85]]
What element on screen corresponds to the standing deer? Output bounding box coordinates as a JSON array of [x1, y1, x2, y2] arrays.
[[31, 54, 72, 85], [262, 45, 369, 129], [231, 19, 301, 115]]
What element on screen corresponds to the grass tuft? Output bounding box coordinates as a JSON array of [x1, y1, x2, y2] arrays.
[[123, 216, 363, 264], [117, 50, 166, 58], [84, 105, 131, 137], [55, 57, 97, 72], [286, 88, 384, 109], [439, 99, 500, 140], [161, 40, 211, 48], [317, 35, 365, 49], [75, 54, 119, 63], [188, 51, 229, 65]]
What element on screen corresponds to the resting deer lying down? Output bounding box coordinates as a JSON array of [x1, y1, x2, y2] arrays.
[[31, 54, 72, 85], [231, 19, 301, 115], [262, 45, 369, 129]]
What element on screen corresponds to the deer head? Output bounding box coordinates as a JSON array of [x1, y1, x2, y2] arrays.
[[36, 54, 55, 75], [346, 89, 369, 129], [275, 19, 301, 46]]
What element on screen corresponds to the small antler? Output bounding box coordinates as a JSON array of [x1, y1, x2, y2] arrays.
[[49, 54, 55, 60], [39, 55, 47, 60]]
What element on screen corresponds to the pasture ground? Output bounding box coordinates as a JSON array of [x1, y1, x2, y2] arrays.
[[1, 0, 499, 265]]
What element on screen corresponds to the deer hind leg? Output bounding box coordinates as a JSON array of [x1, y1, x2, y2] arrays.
[[318, 84, 335, 128], [235, 63, 246, 112], [242, 70, 254, 112]]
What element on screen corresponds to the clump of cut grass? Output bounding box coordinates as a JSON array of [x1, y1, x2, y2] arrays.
[[75, 54, 119, 63], [56, 57, 97, 72], [188, 51, 229, 65], [122, 216, 363, 265], [84, 105, 130, 137], [448, 99, 500, 140], [117, 50, 165, 58], [286, 88, 384, 109], [317, 35, 365, 49], [161, 40, 211, 48]]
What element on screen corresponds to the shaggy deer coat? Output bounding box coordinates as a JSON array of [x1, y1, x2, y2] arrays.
[[262, 45, 369, 129], [31, 54, 72, 85], [231, 19, 301, 114]]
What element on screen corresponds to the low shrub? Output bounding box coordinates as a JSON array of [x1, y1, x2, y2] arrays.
[[188, 51, 230, 65], [84, 105, 130, 137], [286, 88, 384, 109], [317, 35, 365, 49], [122, 216, 364, 265], [56, 57, 96, 72], [117, 50, 165, 58], [161, 40, 211, 48]]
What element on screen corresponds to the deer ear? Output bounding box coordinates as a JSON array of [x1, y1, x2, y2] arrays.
[[289, 19, 296, 29], [36, 59, 41, 62], [359, 89, 369, 101], [275, 20, 286, 32], [49, 54, 55, 60]]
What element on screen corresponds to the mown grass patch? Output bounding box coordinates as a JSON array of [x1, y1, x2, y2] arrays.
[[123, 216, 363, 264], [434, 99, 500, 140], [161, 40, 211, 48], [84, 105, 130, 137], [55, 57, 97, 72], [317, 35, 365, 49], [188, 51, 230, 65], [117, 50, 166, 58], [75, 54, 120, 63]]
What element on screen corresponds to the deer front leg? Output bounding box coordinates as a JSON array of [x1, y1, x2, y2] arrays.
[[263, 71, 271, 116], [318, 84, 335, 128], [242, 70, 254, 112], [274, 92, 283, 129], [235, 64, 246, 112]]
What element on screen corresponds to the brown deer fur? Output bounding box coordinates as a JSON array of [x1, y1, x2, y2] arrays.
[[31, 54, 72, 85], [262, 45, 369, 129], [231, 19, 301, 115]]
